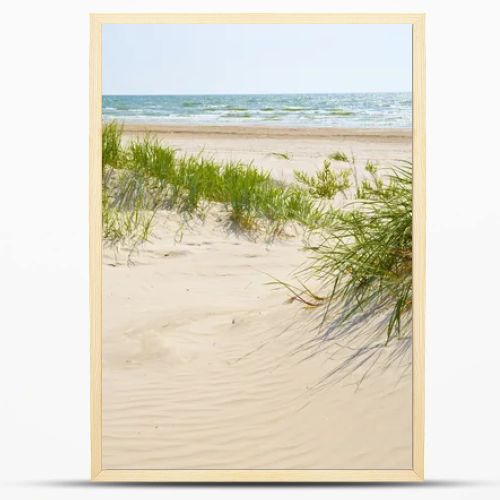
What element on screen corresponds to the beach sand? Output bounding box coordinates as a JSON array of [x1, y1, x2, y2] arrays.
[[102, 125, 413, 470]]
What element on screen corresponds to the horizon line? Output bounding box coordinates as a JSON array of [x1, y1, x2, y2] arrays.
[[103, 91, 412, 97]]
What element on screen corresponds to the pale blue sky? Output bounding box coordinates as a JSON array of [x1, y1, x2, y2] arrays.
[[103, 24, 412, 95]]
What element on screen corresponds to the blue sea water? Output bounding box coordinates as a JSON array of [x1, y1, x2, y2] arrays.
[[102, 93, 412, 129]]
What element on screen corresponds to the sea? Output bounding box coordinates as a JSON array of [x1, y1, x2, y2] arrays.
[[102, 92, 412, 129]]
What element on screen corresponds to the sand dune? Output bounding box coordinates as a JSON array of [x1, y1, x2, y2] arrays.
[[102, 127, 413, 470]]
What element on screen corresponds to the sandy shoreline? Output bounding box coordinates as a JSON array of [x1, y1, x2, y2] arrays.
[[102, 124, 413, 469], [120, 123, 412, 139]]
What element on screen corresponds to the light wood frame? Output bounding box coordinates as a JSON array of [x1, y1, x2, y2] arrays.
[[90, 13, 425, 482]]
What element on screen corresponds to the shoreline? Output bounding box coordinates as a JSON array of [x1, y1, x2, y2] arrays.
[[118, 122, 412, 140]]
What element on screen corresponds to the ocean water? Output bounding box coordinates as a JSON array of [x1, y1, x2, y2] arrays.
[[102, 93, 412, 129]]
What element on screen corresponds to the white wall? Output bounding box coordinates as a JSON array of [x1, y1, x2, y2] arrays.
[[1, 1, 499, 499]]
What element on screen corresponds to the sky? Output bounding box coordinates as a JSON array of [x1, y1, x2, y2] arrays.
[[102, 24, 412, 95]]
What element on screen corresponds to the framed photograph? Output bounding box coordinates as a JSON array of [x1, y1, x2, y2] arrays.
[[90, 13, 425, 482]]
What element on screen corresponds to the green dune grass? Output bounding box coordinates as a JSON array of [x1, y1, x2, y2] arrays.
[[294, 160, 351, 198], [271, 152, 292, 160], [280, 162, 413, 342], [102, 122, 323, 242]]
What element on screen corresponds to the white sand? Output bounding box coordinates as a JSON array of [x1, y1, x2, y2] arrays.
[[102, 126, 413, 470]]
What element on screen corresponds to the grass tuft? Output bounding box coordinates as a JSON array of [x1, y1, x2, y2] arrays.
[[271, 152, 292, 160], [294, 160, 351, 199], [102, 121, 124, 168], [290, 162, 413, 342], [328, 151, 350, 162]]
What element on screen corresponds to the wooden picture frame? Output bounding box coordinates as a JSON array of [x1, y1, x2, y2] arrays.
[[90, 13, 425, 482]]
